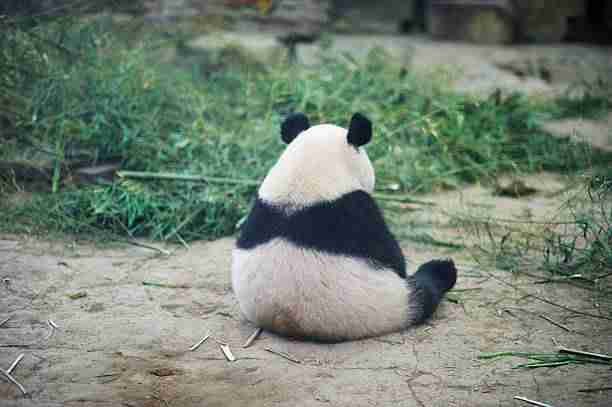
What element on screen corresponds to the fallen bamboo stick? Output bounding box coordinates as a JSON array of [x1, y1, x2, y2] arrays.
[[0, 369, 27, 396], [558, 347, 611, 361], [117, 172, 432, 206], [513, 396, 555, 407], [189, 334, 210, 351], [6, 354, 24, 375], [117, 171, 260, 186], [264, 347, 301, 364], [219, 343, 236, 362], [538, 314, 571, 332], [243, 328, 262, 349], [0, 315, 11, 327]]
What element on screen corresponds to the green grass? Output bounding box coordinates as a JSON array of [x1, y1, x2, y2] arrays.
[[465, 170, 611, 278], [1, 14, 611, 244], [478, 350, 611, 369], [457, 168, 612, 317]]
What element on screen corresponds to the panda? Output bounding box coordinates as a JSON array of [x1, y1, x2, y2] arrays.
[[231, 112, 457, 342]]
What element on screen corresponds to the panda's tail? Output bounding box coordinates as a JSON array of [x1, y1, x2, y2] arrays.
[[410, 259, 457, 324]]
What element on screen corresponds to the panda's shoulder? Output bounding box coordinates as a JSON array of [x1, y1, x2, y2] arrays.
[[236, 190, 406, 277], [292, 190, 406, 276]]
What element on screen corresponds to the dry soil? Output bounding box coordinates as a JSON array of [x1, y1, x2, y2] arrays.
[[1, 172, 611, 407]]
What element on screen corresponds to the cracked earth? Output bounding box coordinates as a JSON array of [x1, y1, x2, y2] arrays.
[[2, 173, 611, 407]]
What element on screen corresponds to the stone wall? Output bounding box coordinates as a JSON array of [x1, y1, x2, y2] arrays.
[[3, 0, 605, 43], [0, 0, 145, 17], [427, 0, 586, 43], [515, 0, 585, 42], [331, 0, 418, 34], [143, 0, 330, 34]]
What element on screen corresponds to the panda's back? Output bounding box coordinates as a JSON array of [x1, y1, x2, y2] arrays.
[[232, 238, 411, 341]]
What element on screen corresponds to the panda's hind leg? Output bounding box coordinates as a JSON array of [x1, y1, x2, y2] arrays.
[[409, 259, 457, 324]]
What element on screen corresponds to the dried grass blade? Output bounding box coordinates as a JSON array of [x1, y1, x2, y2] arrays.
[[0, 315, 12, 327], [7, 353, 24, 374], [243, 328, 262, 348], [220, 343, 236, 362], [0, 369, 27, 396], [513, 396, 555, 407], [538, 315, 572, 332], [265, 347, 301, 364], [189, 334, 210, 351]]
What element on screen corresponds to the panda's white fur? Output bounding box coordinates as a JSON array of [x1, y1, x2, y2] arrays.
[[233, 240, 410, 340], [232, 113, 456, 341], [259, 124, 375, 208]]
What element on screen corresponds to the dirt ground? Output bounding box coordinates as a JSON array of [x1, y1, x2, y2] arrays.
[[2, 171, 611, 407], [3, 29, 612, 407], [193, 32, 612, 97]]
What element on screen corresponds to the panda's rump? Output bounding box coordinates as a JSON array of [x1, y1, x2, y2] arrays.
[[232, 239, 412, 341]]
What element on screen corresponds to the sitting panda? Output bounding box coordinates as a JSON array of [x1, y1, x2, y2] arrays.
[[232, 112, 457, 342]]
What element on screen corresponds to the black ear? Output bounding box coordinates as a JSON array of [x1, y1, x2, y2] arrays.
[[347, 112, 372, 147], [281, 113, 310, 144]]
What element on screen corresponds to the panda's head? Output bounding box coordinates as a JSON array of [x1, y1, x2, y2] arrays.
[[259, 112, 375, 208]]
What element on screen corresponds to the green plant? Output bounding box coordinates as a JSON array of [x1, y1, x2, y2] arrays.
[[479, 349, 611, 369], [458, 169, 611, 316], [2, 14, 611, 244]]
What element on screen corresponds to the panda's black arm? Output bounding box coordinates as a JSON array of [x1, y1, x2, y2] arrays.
[[236, 191, 407, 279], [290, 190, 407, 278]]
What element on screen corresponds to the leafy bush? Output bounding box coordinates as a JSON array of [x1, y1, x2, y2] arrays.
[[1, 15, 610, 242]]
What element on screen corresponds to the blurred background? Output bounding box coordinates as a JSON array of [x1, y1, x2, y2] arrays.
[[1, 0, 611, 245], [3, 0, 612, 42]]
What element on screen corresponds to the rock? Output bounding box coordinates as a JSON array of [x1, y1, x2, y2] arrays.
[[514, 0, 585, 43], [542, 112, 612, 153], [331, 0, 417, 34], [426, 0, 587, 44], [144, 0, 329, 35], [427, 1, 516, 44], [494, 179, 538, 198], [149, 367, 180, 377], [297, 35, 415, 66], [490, 46, 612, 92], [186, 31, 287, 66]]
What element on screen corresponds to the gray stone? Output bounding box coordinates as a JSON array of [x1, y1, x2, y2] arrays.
[[332, 0, 417, 34], [427, 3, 515, 44], [297, 34, 612, 98], [297, 35, 415, 66], [542, 112, 612, 153], [514, 0, 585, 43], [145, 0, 329, 35], [187, 32, 288, 65]]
